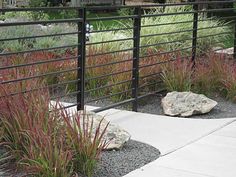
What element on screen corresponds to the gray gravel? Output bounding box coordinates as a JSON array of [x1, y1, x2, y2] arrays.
[[94, 140, 160, 177], [61, 93, 236, 119], [137, 94, 236, 119]]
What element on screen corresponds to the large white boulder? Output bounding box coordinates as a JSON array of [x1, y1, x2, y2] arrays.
[[161, 91, 218, 117]]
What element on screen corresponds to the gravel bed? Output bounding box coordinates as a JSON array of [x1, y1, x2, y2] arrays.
[[137, 94, 236, 119], [94, 140, 160, 177], [61, 93, 236, 119]]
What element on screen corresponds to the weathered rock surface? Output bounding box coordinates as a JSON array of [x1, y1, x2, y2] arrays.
[[161, 92, 218, 117], [215, 47, 233, 55], [78, 111, 131, 150]]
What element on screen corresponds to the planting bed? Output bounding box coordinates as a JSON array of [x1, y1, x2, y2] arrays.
[[0, 140, 160, 177]]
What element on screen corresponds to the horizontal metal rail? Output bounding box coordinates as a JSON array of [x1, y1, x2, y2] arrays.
[[141, 7, 235, 18], [140, 37, 193, 49], [87, 37, 134, 46], [197, 7, 236, 13], [140, 55, 191, 69], [51, 90, 80, 100], [91, 27, 134, 33], [140, 72, 162, 80], [0, 31, 78, 42], [86, 58, 133, 70], [140, 47, 193, 59], [197, 31, 232, 39], [141, 20, 193, 28], [137, 88, 166, 99], [1, 67, 80, 84], [140, 29, 194, 38], [139, 80, 163, 89], [63, 103, 81, 110], [139, 59, 174, 69], [85, 68, 133, 81], [84, 1, 236, 10], [0, 79, 80, 97], [86, 89, 132, 103], [86, 48, 134, 57], [1, 1, 235, 13], [87, 15, 137, 22], [197, 24, 231, 31], [0, 6, 80, 12], [142, 11, 194, 18], [0, 44, 79, 57], [85, 79, 133, 94], [92, 98, 134, 113], [1, 2, 236, 113], [198, 16, 236, 22], [0, 55, 78, 70], [0, 18, 82, 27]]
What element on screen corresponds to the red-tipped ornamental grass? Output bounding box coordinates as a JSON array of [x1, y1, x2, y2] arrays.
[[220, 60, 236, 102], [61, 109, 110, 177], [193, 53, 233, 95], [0, 81, 75, 177]]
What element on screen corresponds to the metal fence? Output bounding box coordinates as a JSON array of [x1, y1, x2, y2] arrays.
[[0, 1, 235, 113]]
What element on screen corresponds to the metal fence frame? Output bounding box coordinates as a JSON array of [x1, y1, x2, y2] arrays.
[[1, 0, 236, 113]]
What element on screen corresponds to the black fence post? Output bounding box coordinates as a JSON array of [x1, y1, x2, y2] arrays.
[[132, 7, 141, 112], [234, 20, 236, 59], [77, 7, 86, 111], [191, 2, 199, 64]]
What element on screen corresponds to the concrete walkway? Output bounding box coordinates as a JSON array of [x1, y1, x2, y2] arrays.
[[64, 103, 236, 177]]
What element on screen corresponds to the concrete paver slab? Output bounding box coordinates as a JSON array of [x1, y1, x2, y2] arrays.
[[213, 121, 236, 138], [150, 135, 236, 177]]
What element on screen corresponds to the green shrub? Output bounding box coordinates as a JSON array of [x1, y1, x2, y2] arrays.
[[0, 24, 77, 53], [0, 11, 49, 21], [0, 25, 41, 52], [28, 0, 47, 7], [122, 6, 231, 54], [89, 25, 132, 52]]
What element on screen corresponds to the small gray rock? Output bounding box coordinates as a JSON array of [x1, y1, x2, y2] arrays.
[[161, 91, 218, 117]]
